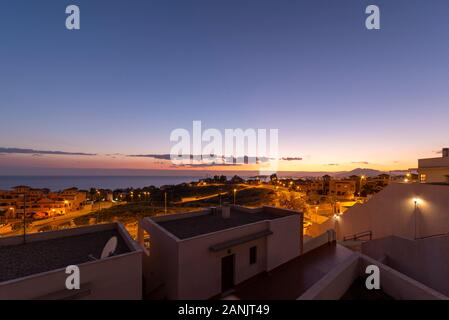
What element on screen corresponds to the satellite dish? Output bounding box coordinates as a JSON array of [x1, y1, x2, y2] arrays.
[[100, 236, 118, 259]]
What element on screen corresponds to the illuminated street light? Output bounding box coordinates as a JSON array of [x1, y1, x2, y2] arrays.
[[164, 192, 167, 214], [412, 197, 422, 240], [233, 188, 237, 205], [413, 197, 422, 207]]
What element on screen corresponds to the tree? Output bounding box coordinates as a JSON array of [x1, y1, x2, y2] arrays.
[[230, 175, 244, 184], [278, 192, 306, 212]]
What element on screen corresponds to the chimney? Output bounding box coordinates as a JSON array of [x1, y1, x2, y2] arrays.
[[443, 148, 449, 158], [221, 203, 231, 219]]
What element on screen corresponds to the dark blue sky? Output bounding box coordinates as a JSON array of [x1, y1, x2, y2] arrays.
[[1, 0, 448, 171]]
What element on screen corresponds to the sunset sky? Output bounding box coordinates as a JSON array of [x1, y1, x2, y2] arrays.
[[1, 0, 448, 174]]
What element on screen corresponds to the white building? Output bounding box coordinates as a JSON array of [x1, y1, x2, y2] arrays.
[[418, 148, 449, 183], [138, 205, 303, 299], [0, 223, 142, 300]]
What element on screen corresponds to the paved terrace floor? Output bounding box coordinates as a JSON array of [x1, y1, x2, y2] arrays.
[[0, 229, 130, 283], [227, 242, 355, 300]]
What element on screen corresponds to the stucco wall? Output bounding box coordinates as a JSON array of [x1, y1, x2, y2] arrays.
[[141, 218, 179, 299], [307, 183, 449, 241], [266, 215, 301, 270], [419, 167, 449, 183], [177, 221, 269, 299], [142, 209, 302, 300], [0, 250, 142, 300], [362, 235, 449, 297]]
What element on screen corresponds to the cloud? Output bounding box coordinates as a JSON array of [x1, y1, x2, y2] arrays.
[[326, 163, 339, 166], [128, 154, 173, 160], [128, 154, 302, 163], [0, 147, 96, 156], [351, 161, 370, 165], [281, 157, 303, 161], [171, 162, 244, 168]]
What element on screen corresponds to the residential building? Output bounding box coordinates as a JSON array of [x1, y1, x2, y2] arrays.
[[307, 183, 449, 241], [418, 148, 449, 183], [138, 205, 303, 299], [0, 223, 142, 300], [328, 180, 356, 200], [0, 186, 86, 219], [362, 234, 449, 297], [1, 202, 449, 300]]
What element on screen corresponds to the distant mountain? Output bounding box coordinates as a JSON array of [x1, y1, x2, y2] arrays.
[[333, 168, 385, 178], [277, 168, 406, 179]]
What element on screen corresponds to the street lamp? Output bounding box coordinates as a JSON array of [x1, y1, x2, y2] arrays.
[[333, 213, 340, 237], [164, 192, 167, 214], [413, 197, 422, 239], [20, 193, 27, 244], [233, 189, 237, 205]]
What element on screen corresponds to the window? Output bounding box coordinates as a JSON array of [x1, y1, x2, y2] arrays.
[[249, 246, 257, 265], [420, 174, 427, 183]]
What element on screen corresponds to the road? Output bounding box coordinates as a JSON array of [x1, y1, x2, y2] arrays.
[[0, 201, 123, 237]]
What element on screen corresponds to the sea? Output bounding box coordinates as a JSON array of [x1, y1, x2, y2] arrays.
[[0, 176, 208, 191]]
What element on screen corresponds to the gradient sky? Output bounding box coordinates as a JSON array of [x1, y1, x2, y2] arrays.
[[1, 0, 448, 174]]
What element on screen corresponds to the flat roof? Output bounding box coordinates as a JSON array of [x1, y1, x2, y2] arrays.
[[157, 207, 297, 240], [0, 229, 131, 283]]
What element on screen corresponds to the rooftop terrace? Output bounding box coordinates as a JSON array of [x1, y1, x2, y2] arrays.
[[228, 242, 354, 300], [156, 206, 298, 240], [0, 227, 131, 283]]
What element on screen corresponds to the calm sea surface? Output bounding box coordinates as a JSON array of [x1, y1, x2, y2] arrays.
[[0, 176, 207, 191]]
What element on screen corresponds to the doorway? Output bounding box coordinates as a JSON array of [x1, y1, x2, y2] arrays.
[[221, 254, 235, 292]]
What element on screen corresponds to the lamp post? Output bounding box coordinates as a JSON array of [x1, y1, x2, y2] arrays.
[[21, 193, 27, 244], [359, 175, 365, 196], [333, 213, 339, 238], [164, 192, 167, 214], [413, 198, 421, 240], [233, 189, 237, 206]]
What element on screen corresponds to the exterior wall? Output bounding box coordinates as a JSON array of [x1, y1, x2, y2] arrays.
[[299, 252, 448, 300], [141, 218, 180, 299], [359, 254, 448, 300], [329, 180, 356, 200], [307, 183, 449, 241], [418, 156, 449, 183], [303, 230, 336, 255], [0, 223, 142, 300], [141, 207, 302, 300], [0, 187, 86, 218], [0, 252, 142, 300], [266, 214, 302, 270], [418, 167, 449, 183], [298, 250, 360, 300], [362, 235, 449, 297], [177, 222, 269, 299]]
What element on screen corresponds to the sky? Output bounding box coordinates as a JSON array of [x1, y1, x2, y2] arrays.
[[0, 0, 448, 174]]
